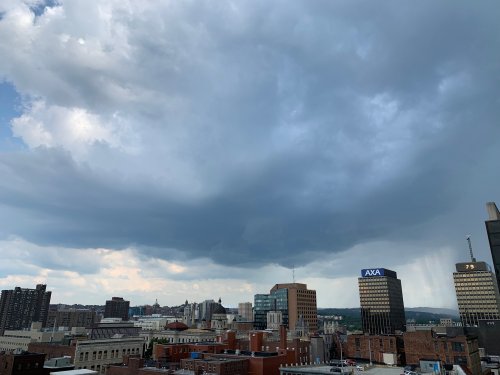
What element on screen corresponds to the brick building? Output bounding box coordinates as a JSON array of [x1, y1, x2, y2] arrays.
[[180, 356, 249, 374], [0, 351, 46, 375], [46, 308, 98, 329], [104, 298, 130, 321], [403, 329, 481, 375], [28, 342, 76, 361], [150, 326, 313, 375], [345, 334, 404, 365]]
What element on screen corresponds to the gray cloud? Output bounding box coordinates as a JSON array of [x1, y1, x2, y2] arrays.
[[0, 0, 499, 273]]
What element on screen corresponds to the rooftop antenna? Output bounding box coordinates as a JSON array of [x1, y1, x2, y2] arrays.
[[292, 265, 295, 283], [466, 235, 476, 262]]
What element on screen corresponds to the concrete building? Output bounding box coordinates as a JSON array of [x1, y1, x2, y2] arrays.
[[453, 260, 500, 326], [358, 268, 405, 334], [267, 311, 283, 331], [199, 300, 217, 321], [238, 302, 253, 321], [182, 302, 197, 327], [0, 322, 66, 352], [73, 337, 144, 373], [210, 302, 228, 333], [0, 284, 51, 335], [254, 284, 317, 334], [486, 202, 500, 292], [141, 322, 217, 345], [104, 298, 130, 321], [31, 336, 145, 374], [132, 316, 169, 331]]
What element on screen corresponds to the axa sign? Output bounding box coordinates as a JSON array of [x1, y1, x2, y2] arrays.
[[361, 268, 385, 277]]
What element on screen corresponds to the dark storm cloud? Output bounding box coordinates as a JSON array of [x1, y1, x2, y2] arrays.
[[0, 0, 499, 269]]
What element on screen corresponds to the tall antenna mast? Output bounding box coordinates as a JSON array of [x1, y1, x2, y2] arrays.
[[466, 235, 476, 262], [292, 265, 295, 283]]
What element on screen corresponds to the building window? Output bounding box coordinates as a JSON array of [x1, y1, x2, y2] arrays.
[[452, 342, 465, 352]]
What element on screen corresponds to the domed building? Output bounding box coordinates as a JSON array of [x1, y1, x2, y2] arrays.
[[211, 298, 228, 332], [165, 321, 189, 331]]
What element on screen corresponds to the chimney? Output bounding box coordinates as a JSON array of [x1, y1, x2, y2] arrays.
[[226, 330, 236, 350], [250, 331, 264, 352], [280, 325, 287, 350]]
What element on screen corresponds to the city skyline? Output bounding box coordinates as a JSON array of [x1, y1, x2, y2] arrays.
[[0, 1, 500, 308]]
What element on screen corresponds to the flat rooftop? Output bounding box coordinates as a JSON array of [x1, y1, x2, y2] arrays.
[[280, 365, 405, 374]]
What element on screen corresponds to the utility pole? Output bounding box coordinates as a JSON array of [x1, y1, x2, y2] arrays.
[[368, 338, 373, 366]]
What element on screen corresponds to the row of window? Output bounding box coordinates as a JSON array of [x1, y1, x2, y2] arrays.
[[78, 347, 141, 362]]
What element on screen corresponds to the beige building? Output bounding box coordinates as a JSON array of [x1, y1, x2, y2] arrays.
[[453, 261, 500, 326], [266, 311, 283, 330], [140, 328, 217, 345], [238, 302, 253, 321], [133, 316, 169, 331], [74, 337, 144, 373], [0, 322, 66, 352]]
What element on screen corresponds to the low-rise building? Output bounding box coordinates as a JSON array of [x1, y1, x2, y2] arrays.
[[0, 323, 66, 352], [29, 337, 145, 374], [0, 351, 46, 375], [73, 337, 145, 373], [345, 334, 403, 365], [403, 328, 481, 375]]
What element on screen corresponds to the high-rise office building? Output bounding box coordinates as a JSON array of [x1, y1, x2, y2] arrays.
[[358, 268, 405, 334], [453, 261, 500, 327], [104, 297, 130, 321], [254, 283, 317, 333], [0, 284, 51, 335], [485, 202, 500, 291]]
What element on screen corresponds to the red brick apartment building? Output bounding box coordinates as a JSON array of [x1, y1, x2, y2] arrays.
[[345, 334, 404, 365], [403, 330, 481, 375]]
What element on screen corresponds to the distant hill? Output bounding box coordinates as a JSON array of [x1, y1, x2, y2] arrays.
[[317, 307, 459, 330], [405, 307, 459, 317]]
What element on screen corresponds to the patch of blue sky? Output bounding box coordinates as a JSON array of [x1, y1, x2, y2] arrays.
[[29, 0, 60, 17], [0, 81, 25, 151]]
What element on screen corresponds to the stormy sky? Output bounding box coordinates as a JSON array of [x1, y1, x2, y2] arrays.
[[0, 0, 499, 308]]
